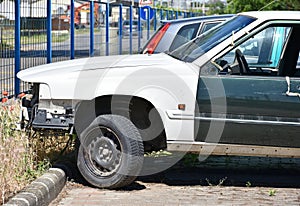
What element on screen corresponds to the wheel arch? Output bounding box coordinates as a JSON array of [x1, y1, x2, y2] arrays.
[[75, 94, 167, 152]]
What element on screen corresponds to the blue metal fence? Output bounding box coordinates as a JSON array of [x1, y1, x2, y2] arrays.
[[0, 1, 17, 97], [0, 0, 200, 97]]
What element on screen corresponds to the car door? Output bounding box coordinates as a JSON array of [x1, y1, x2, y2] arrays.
[[195, 23, 300, 148]]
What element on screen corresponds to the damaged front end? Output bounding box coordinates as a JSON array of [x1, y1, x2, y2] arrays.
[[20, 83, 74, 134]]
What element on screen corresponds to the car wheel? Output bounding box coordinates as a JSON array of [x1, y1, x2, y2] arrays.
[[77, 114, 144, 189]]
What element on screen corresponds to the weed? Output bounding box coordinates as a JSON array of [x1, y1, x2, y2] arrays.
[[269, 189, 276, 196], [182, 153, 199, 167], [206, 177, 228, 186], [206, 178, 214, 186], [218, 177, 228, 186], [246, 181, 252, 187], [144, 150, 173, 157], [0, 99, 74, 204]]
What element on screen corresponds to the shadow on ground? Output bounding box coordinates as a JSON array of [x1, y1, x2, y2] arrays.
[[138, 167, 300, 188], [53, 153, 300, 190]]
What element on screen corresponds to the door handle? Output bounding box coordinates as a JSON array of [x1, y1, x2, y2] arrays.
[[286, 91, 300, 97], [285, 76, 300, 97]]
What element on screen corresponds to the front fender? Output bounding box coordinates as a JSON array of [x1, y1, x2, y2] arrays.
[[91, 64, 199, 141]]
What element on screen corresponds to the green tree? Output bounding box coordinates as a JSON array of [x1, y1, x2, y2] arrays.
[[226, 0, 300, 13], [207, 0, 227, 15]]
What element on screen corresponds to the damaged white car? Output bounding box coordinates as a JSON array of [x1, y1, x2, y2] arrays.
[[18, 11, 300, 189]]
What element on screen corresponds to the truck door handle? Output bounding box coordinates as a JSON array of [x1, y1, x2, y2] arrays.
[[286, 91, 300, 97], [285, 76, 300, 97]]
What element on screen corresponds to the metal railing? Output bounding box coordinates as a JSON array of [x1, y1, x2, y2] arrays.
[[0, 0, 200, 97]]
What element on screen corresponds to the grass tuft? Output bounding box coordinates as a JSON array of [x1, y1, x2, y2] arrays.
[[0, 99, 74, 204]]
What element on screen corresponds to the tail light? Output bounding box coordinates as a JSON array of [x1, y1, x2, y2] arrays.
[[143, 22, 170, 54]]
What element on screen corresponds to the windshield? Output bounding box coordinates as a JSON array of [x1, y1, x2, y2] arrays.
[[169, 15, 256, 62]]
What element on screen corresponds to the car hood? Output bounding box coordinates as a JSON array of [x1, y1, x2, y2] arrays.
[[17, 53, 177, 83], [17, 53, 199, 100]]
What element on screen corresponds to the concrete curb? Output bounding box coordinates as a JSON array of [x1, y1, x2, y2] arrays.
[[4, 168, 66, 206]]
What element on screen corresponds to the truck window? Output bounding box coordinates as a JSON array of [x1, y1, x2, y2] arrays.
[[223, 26, 290, 69], [210, 26, 292, 76]]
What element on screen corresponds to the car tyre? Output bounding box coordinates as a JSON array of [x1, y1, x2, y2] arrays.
[[77, 114, 144, 189]]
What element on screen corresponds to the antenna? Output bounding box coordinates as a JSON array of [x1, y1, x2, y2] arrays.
[[259, 0, 279, 11]]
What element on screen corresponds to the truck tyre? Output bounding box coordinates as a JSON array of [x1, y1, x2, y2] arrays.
[[77, 114, 144, 189]]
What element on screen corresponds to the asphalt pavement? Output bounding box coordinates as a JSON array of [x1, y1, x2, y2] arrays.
[[52, 155, 300, 206], [4, 155, 300, 206], [50, 163, 300, 206]]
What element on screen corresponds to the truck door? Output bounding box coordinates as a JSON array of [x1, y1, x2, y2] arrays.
[[195, 24, 300, 148]]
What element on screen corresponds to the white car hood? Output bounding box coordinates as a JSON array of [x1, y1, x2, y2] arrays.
[[17, 53, 196, 100], [17, 53, 177, 83]]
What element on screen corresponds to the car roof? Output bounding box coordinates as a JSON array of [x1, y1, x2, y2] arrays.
[[159, 11, 300, 25], [240, 11, 300, 20], [160, 14, 235, 24]]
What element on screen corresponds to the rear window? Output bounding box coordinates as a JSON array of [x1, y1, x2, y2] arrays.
[[169, 23, 200, 52]]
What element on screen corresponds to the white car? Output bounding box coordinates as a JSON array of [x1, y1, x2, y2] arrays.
[[18, 11, 300, 189]]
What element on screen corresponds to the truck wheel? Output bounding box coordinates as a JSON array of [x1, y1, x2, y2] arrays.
[[77, 114, 144, 189]]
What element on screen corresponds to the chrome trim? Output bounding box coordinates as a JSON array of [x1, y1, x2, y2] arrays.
[[167, 110, 300, 126], [166, 110, 194, 120], [196, 116, 300, 126]]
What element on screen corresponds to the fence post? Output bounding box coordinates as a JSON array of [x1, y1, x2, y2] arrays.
[[160, 9, 163, 21], [90, 0, 95, 57], [166, 9, 169, 20], [105, 2, 109, 56], [119, 4, 123, 55], [14, 0, 21, 96], [70, 0, 75, 59], [129, 5, 133, 54], [138, 7, 141, 53], [153, 9, 157, 31], [47, 0, 52, 63], [146, 6, 150, 40]]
